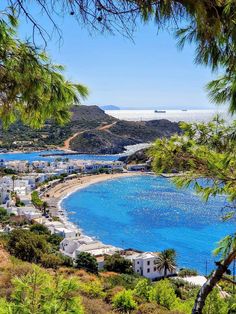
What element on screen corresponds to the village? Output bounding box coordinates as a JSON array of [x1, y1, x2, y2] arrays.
[[0, 157, 177, 280]]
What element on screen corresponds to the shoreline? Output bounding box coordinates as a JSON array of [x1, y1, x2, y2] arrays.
[[44, 172, 142, 243]]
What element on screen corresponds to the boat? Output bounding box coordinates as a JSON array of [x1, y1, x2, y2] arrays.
[[154, 110, 166, 113], [181, 109, 188, 111]]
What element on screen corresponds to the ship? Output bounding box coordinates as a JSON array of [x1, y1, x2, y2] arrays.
[[154, 110, 166, 113]]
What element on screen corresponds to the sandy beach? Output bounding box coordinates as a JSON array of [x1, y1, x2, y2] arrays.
[[41, 172, 141, 240], [46, 172, 139, 200]]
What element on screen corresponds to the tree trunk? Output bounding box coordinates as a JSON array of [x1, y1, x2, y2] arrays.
[[192, 250, 236, 314]]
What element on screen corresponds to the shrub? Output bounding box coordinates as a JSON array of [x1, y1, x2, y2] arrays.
[[40, 253, 63, 269], [203, 288, 229, 314], [0, 207, 9, 222], [79, 280, 106, 298], [7, 229, 49, 263], [75, 252, 98, 274], [178, 268, 198, 277], [104, 253, 133, 274], [30, 223, 50, 235], [8, 266, 84, 313], [133, 279, 152, 301], [149, 279, 177, 310], [113, 289, 137, 313], [103, 273, 140, 290]]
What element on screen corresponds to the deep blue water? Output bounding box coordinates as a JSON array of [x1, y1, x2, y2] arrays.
[[0, 150, 118, 162], [62, 175, 235, 274]]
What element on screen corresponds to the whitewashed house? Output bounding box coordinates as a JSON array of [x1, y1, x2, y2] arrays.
[[125, 252, 177, 280]]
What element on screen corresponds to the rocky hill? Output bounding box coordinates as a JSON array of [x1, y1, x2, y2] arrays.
[[0, 105, 181, 154]]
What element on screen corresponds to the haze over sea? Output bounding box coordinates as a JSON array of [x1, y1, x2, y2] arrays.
[[106, 108, 233, 122]]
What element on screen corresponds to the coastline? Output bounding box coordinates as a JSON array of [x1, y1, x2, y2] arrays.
[[44, 172, 142, 242]]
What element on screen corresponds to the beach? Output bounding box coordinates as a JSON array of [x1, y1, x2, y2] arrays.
[[43, 172, 141, 235]]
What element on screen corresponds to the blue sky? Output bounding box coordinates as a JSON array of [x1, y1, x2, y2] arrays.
[[17, 8, 219, 110]]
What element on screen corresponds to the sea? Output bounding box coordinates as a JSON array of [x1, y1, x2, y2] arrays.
[[2, 109, 235, 273], [105, 108, 234, 123], [62, 175, 235, 274]]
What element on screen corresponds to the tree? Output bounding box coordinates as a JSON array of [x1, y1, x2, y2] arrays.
[[112, 289, 137, 313], [149, 279, 177, 310], [9, 266, 84, 313], [75, 252, 98, 274], [7, 229, 49, 263], [104, 253, 133, 274], [11, 175, 17, 193], [133, 278, 151, 301], [0, 207, 9, 223], [30, 223, 50, 235], [40, 253, 63, 269], [155, 249, 177, 278], [149, 117, 236, 313], [0, 10, 88, 128]]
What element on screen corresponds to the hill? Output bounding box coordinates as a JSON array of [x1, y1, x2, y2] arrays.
[[0, 106, 181, 154]]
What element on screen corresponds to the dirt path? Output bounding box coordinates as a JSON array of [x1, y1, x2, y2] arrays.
[[61, 121, 117, 150]]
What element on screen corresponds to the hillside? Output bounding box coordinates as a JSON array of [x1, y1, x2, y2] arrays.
[[0, 105, 181, 154]]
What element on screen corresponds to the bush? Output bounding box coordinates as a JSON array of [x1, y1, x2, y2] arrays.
[[79, 280, 106, 298], [103, 273, 141, 290], [113, 289, 137, 313], [149, 279, 177, 310], [104, 253, 133, 274], [40, 253, 63, 269], [30, 224, 50, 235], [75, 252, 98, 274], [133, 279, 152, 301], [7, 229, 49, 263], [178, 268, 198, 277], [0, 207, 9, 222], [1, 265, 84, 313]]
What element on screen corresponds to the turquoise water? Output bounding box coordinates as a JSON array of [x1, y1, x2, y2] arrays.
[[62, 175, 235, 274], [0, 150, 118, 162]]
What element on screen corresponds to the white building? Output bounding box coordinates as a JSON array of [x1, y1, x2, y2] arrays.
[[125, 252, 177, 280]]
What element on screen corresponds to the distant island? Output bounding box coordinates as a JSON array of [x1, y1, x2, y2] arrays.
[[99, 105, 120, 110]]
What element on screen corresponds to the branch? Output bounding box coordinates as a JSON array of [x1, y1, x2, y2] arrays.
[[192, 251, 236, 314], [221, 276, 236, 285]]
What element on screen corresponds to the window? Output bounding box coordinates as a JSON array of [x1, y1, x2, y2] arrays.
[[137, 261, 139, 264], [147, 261, 150, 266], [147, 268, 150, 273], [137, 269, 139, 272], [154, 267, 157, 271]]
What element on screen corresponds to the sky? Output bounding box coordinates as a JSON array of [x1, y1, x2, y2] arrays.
[[16, 5, 220, 110]]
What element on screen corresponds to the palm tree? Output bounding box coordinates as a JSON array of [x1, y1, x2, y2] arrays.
[[11, 175, 17, 193], [42, 201, 48, 216], [155, 249, 177, 278]]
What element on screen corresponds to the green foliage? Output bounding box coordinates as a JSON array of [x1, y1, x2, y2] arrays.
[[0, 207, 9, 222], [7, 229, 49, 263], [133, 278, 151, 301], [31, 191, 43, 208], [79, 280, 106, 298], [8, 266, 84, 313], [112, 289, 137, 313], [103, 273, 141, 290], [149, 279, 177, 310], [40, 253, 63, 269], [30, 223, 50, 235], [75, 252, 98, 274], [155, 249, 177, 278], [104, 253, 134, 274], [203, 288, 229, 314], [0, 9, 88, 128], [178, 268, 198, 277]]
